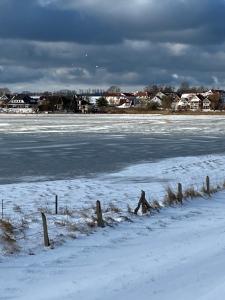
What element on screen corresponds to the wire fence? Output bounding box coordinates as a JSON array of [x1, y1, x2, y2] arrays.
[[0, 174, 224, 252]]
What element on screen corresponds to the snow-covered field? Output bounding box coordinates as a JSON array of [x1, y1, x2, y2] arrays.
[[1, 114, 225, 299], [0, 153, 225, 256], [2, 190, 225, 300]]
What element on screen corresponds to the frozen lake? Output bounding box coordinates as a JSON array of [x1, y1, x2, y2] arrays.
[[1, 114, 225, 184]]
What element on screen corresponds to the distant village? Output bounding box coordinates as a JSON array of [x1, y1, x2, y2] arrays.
[[0, 85, 225, 114]]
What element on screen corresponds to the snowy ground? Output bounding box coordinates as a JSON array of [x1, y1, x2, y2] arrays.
[[1, 114, 225, 299], [1, 191, 225, 300], [1, 153, 225, 256]]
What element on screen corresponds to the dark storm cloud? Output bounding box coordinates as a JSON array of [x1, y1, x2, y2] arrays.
[[1, 0, 225, 45], [0, 0, 225, 90], [0, 0, 121, 44]]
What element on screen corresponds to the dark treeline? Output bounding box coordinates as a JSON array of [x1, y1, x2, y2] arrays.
[[144, 81, 208, 96]]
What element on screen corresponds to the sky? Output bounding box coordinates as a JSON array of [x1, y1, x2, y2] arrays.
[[0, 0, 225, 92]]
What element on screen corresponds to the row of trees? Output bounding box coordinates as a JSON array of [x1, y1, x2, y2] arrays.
[[0, 87, 10, 96], [0, 82, 217, 98], [144, 82, 207, 96]]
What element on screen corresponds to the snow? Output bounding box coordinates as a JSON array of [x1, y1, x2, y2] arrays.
[[0, 153, 225, 255], [1, 114, 225, 299], [2, 192, 225, 300], [0, 152, 225, 300]]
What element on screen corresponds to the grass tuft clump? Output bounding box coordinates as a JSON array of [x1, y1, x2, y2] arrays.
[[183, 186, 202, 199], [106, 203, 122, 214], [150, 200, 162, 212], [0, 219, 20, 254], [163, 187, 178, 206]]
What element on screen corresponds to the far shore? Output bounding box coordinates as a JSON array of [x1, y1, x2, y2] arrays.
[[100, 107, 225, 115], [2, 108, 225, 116]]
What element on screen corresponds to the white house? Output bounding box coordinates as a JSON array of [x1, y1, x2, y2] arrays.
[[202, 98, 211, 110], [149, 92, 167, 106], [0, 94, 9, 101], [175, 98, 189, 111], [189, 95, 203, 110], [7, 95, 38, 113], [105, 93, 121, 106], [181, 93, 197, 101]]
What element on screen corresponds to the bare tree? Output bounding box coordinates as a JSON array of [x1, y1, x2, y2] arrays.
[[107, 86, 121, 93]]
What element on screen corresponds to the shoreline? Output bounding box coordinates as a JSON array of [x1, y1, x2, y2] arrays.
[[104, 108, 225, 115], [1, 109, 225, 116]]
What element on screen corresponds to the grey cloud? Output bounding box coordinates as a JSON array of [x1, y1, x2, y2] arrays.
[[0, 0, 225, 90]]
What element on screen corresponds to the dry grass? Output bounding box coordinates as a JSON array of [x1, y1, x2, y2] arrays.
[[79, 209, 91, 219], [183, 186, 202, 199], [0, 219, 20, 254], [105, 203, 122, 214], [201, 183, 220, 195], [86, 216, 97, 228], [104, 216, 118, 227], [60, 207, 74, 217], [163, 187, 178, 206], [16, 218, 29, 238], [150, 200, 162, 212], [0, 219, 14, 234]]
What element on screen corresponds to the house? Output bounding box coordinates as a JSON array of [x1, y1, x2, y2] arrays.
[[88, 96, 102, 106], [149, 92, 166, 106], [180, 93, 212, 111], [0, 94, 10, 108], [104, 92, 137, 107], [202, 98, 211, 110], [181, 93, 197, 101], [118, 93, 136, 107], [117, 102, 132, 109], [104, 93, 121, 106], [165, 92, 180, 102], [77, 99, 93, 113], [7, 94, 38, 113], [134, 91, 151, 100], [174, 98, 189, 111], [38, 95, 64, 112], [201, 90, 214, 98], [189, 95, 205, 111], [133, 91, 151, 107]]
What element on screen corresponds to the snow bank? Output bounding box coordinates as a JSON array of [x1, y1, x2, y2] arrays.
[[0, 153, 225, 256], [2, 190, 225, 300]]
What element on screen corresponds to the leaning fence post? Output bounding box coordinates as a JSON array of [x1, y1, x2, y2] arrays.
[[177, 183, 183, 204], [96, 200, 104, 227], [55, 195, 58, 215], [206, 176, 210, 195], [134, 190, 151, 215], [41, 212, 50, 247]]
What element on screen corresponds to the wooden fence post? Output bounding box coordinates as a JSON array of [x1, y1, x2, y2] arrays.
[[177, 183, 183, 204], [55, 195, 58, 215], [1, 199, 3, 220], [206, 176, 210, 195], [96, 201, 104, 227], [134, 190, 151, 215], [41, 212, 50, 247]]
